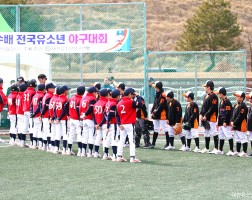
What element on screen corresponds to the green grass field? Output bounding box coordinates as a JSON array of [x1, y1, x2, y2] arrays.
[[0, 136, 252, 200]]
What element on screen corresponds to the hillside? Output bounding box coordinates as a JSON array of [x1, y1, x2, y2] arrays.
[[26, 0, 252, 53]]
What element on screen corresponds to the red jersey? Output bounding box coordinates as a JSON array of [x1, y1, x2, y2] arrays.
[[69, 94, 82, 120], [0, 87, 7, 112], [55, 94, 68, 120], [106, 98, 118, 125], [23, 87, 36, 112], [7, 91, 18, 115], [79, 93, 96, 120], [49, 94, 58, 120], [16, 92, 25, 115], [31, 91, 45, 118], [94, 96, 108, 125], [41, 91, 54, 118], [117, 96, 142, 124]]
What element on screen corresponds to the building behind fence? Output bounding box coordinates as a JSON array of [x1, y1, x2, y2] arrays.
[[0, 3, 247, 129]]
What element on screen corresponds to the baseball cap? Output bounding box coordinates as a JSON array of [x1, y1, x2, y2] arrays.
[[216, 87, 227, 96], [88, 86, 97, 93], [19, 83, 28, 92], [233, 91, 245, 99], [38, 84, 45, 91], [155, 81, 163, 90], [56, 86, 61, 95], [124, 88, 136, 96], [28, 79, 37, 87], [60, 85, 71, 94], [117, 82, 125, 91], [182, 91, 194, 99], [202, 80, 214, 88], [99, 88, 109, 97], [17, 76, 24, 82], [11, 84, 19, 91], [46, 82, 57, 90], [111, 89, 120, 98], [0, 78, 3, 84], [167, 90, 174, 98], [246, 91, 252, 99], [38, 74, 47, 79], [90, 82, 101, 90], [148, 77, 154, 82], [77, 86, 85, 95]]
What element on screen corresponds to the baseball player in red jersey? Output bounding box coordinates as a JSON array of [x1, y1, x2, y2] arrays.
[[30, 84, 45, 149], [16, 83, 28, 146], [67, 86, 85, 156], [79, 86, 97, 157], [93, 89, 109, 158], [23, 79, 37, 147], [41, 82, 57, 152], [117, 88, 142, 163], [103, 89, 121, 161], [0, 78, 7, 143], [54, 85, 70, 154], [48, 86, 61, 153], [7, 84, 19, 145]]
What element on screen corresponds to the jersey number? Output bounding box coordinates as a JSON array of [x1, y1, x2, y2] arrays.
[[24, 94, 30, 102], [94, 105, 103, 114], [120, 105, 126, 114], [70, 101, 76, 109]]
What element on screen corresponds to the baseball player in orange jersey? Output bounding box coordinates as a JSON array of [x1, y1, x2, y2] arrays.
[[246, 92, 252, 156], [231, 91, 248, 157], [117, 88, 142, 163], [182, 91, 201, 152], [199, 80, 219, 154]]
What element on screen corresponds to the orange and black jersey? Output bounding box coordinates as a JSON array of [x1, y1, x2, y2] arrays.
[[167, 99, 182, 126], [218, 97, 233, 126], [136, 97, 148, 119], [183, 102, 199, 129], [200, 92, 218, 122], [231, 102, 248, 132], [247, 106, 252, 131], [151, 92, 167, 120]]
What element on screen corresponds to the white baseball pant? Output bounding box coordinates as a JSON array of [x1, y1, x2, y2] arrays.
[[219, 126, 232, 140], [204, 122, 218, 137], [33, 117, 42, 138], [17, 114, 24, 134], [248, 131, 252, 141], [9, 114, 17, 134], [117, 124, 136, 157], [104, 124, 118, 148], [153, 120, 168, 132], [82, 119, 95, 144], [94, 124, 106, 146], [50, 121, 56, 142], [168, 125, 185, 138], [184, 128, 199, 139], [42, 118, 50, 141], [55, 120, 68, 141], [23, 111, 33, 134], [234, 131, 248, 144], [68, 119, 82, 145]]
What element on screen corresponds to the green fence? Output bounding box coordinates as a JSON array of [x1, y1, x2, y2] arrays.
[[146, 50, 246, 111]]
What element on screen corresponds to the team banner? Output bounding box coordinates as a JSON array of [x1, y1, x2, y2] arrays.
[[0, 29, 130, 53]]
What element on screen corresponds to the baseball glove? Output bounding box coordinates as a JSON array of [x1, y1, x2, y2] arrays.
[[174, 123, 182, 135], [201, 120, 210, 130], [183, 122, 191, 131]]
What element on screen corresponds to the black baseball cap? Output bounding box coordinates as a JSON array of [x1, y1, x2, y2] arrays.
[[99, 88, 109, 97], [17, 76, 24, 82], [111, 89, 121, 98], [19, 83, 28, 92], [38, 74, 47, 79], [167, 91, 174, 98], [88, 86, 97, 93], [38, 84, 45, 91], [203, 80, 214, 88], [183, 91, 194, 99], [218, 87, 226, 96], [56, 86, 61, 95], [60, 85, 71, 94], [28, 79, 37, 87], [233, 91, 245, 99], [91, 82, 101, 90], [77, 86, 85, 95], [0, 78, 3, 84], [11, 84, 19, 91], [124, 88, 135, 96], [46, 82, 57, 90]]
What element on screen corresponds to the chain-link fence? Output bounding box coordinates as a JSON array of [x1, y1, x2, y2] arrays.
[[147, 50, 246, 111]]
